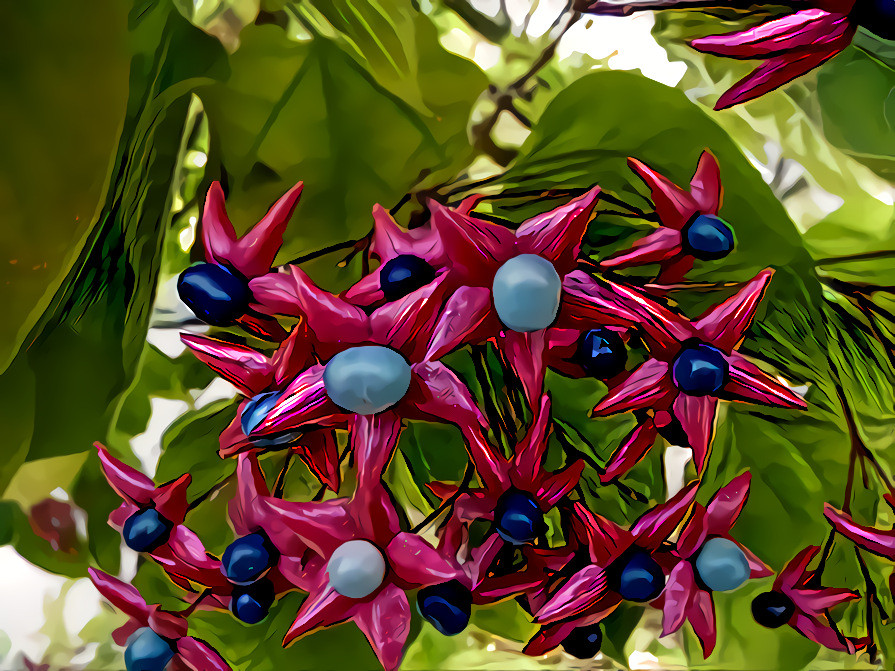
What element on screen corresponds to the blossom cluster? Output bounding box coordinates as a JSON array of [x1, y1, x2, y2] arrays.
[[88, 152, 890, 671]]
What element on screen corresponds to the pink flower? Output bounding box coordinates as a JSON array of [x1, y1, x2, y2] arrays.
[[256, 485, 462, 670], [95, 442, 218, 576], [179, 181, 303, 340], [600, 152, 728, 284], [525, 481, 698, 656], [88, 568, 231, 671], [592, 269, 806, 480], [344, 189, 605, 402], [824, 502, 895, 561], [751, 545, 869, 652], [659, 473, 772, 656], [181, 331, 341, 490], [249, 270, 495, 487], [577, 0, 884, 109]]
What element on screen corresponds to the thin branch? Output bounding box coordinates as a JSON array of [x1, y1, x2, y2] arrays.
[[272, 451, 293, 498], [854, 548, 882, 663], [282, 236, 367, 267], [410, 461, 475, 533]]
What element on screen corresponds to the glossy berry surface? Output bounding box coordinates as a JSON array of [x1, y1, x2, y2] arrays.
[[672, 343, 728, 396], [124, 627, 175, 671], [380, 254, 436, 301], [241, 392, 281, 436], [615, 551, 665, 602], [562, 623, 603, 659], [230, 579, 275, 624], [417, 579, 473, 636], [853, 0, 895, 40], [222, 533, 277, 585], [177, 262, 250, 326], [323, 346, 412, 415], [752, 590, 796, 628], [695, 537, 751, 592], [492, 254, 562, 332], [576, 328, 627, 379], [327, 539, 387, 598], [123, 508, 173, 553], [683, 214, 734, 261], [494, 490, 545, 545]]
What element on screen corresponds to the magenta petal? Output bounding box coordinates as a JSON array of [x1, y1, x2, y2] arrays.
[[536, 460, 585, 509], [369, 275, 447, 355], [344, 271, 387, 306], [601, 227, 683, 270], [705, 472, 751, 533], [152, 474, 192, 523], [676, 505, 709, 560], [515, 186, 601, 274], [232, 182, 303, 278], [201, 182, 238, 266], [573, 502, 630, 566], [690, 10, 851, 59], [593, 358, 674, 416], [350, 483, 402, 547], [88, 568, 150, 623], [180, 334, 273, 397], [690, 151, 722, 214], [777, 545, 820, 593], [112, 620, 143, 648], [535, 564, 609, 623], [424, 286, 492, 361], [513, 394, 553, 484], [601, 421, 660, 483], [371, 203, 442, 260], [694, 269, 773, 351], [176, 637, 232, 671], [792, 586, 860, 616], [631, 480, 698, 549], [253, 364, 345, 436], [661, 560, 696, 637], [109, 501, 137, 530], [672, 393, 718, 472], [386, 533, 462, 588], [234, 310, 288, 342], [498, 328, 547, 405], [351, 413, 403, 492], [259, 497, 350, 558], [294, 429, 341, 492], [95, 442, 154, 507], [157, 525, 219, 573], [743, 546, 774, 578], [427, 200, 512, 280], [628, 157, 697, 227], [688, 587, 717, 657], [723, 352, 807, 409], [561, 270, 648, 329], [824, 504, 895, 560], [229, 453, 270, 535], [407, 360, 488, 438], [791, 612, 861, 653], [284, 583, 357, 646], [354, 584, 411, 671], [524, 620, 582, 657]]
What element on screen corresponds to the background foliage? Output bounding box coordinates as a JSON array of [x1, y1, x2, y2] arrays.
[[0, 1, 893, 669]]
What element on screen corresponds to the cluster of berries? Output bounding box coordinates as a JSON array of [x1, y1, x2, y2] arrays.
[[89, 152, 892, 670]]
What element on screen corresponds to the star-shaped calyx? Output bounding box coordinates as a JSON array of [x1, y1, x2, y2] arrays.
[[601, 152, 732, 285], [593, 269, 806, 480]]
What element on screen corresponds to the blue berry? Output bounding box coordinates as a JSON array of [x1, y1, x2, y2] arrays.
[[752, 591, 795, 628], [694, 537, 750, 592], [852, 0, 895, 39], [683, 214, 734, 261], [492, 254, 562, 332], [240, 392, 281, 436], [380, 255, 436, 301], [177, 262, 250, 326], [417, 580, 472, 636], [494, 490, 545, 545], [123, 508, 173, 553], [614, 551, 665, 602], [562, 624, 602, 659], [672, 343, 728, 396], [323, 346, 412, 415], [222, 533, 277, 585], [230, 579, 275, 624], [576, 328, 627, 379], [124, 628, 175, 671]]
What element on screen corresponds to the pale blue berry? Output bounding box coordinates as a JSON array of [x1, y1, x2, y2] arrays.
[[323, 346, 411, 415], [492, 254, 561, 332]]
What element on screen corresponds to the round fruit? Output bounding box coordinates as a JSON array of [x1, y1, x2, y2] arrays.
[[327, 539, 387, 598], [672, 343, 728, 396], [417, 579, 473, 636], [683, 214, 734, 261], [695, 537, 751, 592], [562, 623, 603, 659], [230, 579, 276, 624], [494, 490, 545, 545], [380, 255, 436, 301], [123, 508, 173, 553], [222, 532, 277, 585], [751, 590, 796, 628], [492, 254, 562, 332], [615, 551, 665, 602], [124, 627, 175, 671], [323, 346, 412, 415], [177, 262, 250, 326], [576, 328, 627, 379]]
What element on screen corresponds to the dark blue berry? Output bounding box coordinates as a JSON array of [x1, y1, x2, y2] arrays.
[[562, 623, 602, 659], [222, 532, 277, 585], [852, 0, 895, 40], [123, 508, 173, 553], [380, 255, 436, 301], [240, 392, 281, 436], [230, 579, 275, 624], [614, 551, 665, 602], [672, 344, 728, 396], [417, 579, 472, 636], [494, 490, 545, 545], [682, 214, 734, 261], [177, 262, 250, 326], [752, 591, 795, 628], [124, 627, 175, 671], [576, 328, 627, 379]]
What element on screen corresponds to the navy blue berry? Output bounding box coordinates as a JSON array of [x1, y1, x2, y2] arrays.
[[683, 214, 734, 261], [672, 343, 728, 396], [576, 328, 627, 379], [177, 262, 250, 325], [124, 627, 175, 671], [562, 623, 603, 659], [752, 591, 795, 628], [614, 551, 665, 602], [222, 532, 277, 585], [380, 255, 436, 301], [417, 579, 473, 636], [230, 579, 276, 624], [494, 490, 545, 545], [123, 508, 173, 553]]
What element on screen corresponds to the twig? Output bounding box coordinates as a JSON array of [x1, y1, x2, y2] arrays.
[[272, 451, 293, 498], [179, 588, 213, 617], [410, 461, 475, 533]]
